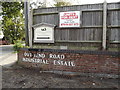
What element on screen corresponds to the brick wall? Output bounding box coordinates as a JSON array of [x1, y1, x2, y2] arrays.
[[18, 48, 120, 75]]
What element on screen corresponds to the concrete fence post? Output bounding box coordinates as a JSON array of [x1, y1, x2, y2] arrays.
[[27, 1, 33, 48], [102, 1, 107, 50], [24, 1, 32, 47], [24, 1, 29, 46], [29, 9, 33, 48]]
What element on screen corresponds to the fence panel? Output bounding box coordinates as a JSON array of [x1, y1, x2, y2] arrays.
[[32, 2, 120, 51]]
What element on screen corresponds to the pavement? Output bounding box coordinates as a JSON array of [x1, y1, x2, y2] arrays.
[[0, 45, 17, 67]]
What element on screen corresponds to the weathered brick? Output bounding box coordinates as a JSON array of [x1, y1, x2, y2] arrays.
[[18, 48, 120, 75]]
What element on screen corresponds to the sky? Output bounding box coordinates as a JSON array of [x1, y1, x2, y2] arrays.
[[0, 0, 119, 20], [74, 0, 120, 5], [31, 0, 120, 7]]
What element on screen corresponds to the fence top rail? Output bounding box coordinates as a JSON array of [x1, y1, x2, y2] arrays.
[[20, 48, 120, 56], [33, 3, 103, 10], [33, 2, 120, 13]]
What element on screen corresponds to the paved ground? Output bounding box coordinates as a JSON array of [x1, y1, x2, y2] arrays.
[[0, 45, 17, 66], [0, 45, 14, 56]]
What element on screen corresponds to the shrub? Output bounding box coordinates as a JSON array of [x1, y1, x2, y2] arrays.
[[13, 40, 27, 52]]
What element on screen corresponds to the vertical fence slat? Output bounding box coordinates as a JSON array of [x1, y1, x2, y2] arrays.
[[32, 2, 120, 50]]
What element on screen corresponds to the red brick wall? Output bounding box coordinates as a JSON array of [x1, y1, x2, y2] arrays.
[[18, 48, 120, 74]]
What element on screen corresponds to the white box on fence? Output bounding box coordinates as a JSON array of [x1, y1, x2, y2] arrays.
[[33, 23, 55, 43]]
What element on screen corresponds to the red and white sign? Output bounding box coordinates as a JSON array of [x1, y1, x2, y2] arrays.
[[59, 11, 80, 28]]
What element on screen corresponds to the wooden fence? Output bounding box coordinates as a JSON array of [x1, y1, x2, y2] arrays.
[[29, 2, 120, 51]]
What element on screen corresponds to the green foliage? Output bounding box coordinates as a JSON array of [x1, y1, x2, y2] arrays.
[[13, 40, 29, 52], [54, 0, 71, 7], [13, 40, 24, 52], [1, 2, 25, 44], [30, 1, 45, 9]]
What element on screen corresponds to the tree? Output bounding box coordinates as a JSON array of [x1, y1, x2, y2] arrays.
[[54, 0, 71, 7], [1, 2, 24, 44], [0, 3, 3, 33], [30, 0, 46, 9]]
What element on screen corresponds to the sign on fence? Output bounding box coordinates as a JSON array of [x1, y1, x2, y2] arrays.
[[59, 11, 81, 28]]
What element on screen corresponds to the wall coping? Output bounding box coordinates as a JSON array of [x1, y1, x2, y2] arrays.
[[20, 48, 120, 56]]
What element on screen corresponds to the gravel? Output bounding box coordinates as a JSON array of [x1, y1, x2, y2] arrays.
[[2, 64, 119, 89]]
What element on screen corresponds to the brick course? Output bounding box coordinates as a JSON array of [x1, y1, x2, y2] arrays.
[[18, 48, 120, 75]]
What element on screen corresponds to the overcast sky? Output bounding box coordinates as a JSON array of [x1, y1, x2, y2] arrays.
[[31, 0, 120, 6], [0, 0, 119, 20], [74, 0, 119, 4]]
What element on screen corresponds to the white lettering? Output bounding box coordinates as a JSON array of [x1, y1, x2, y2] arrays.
[[22, 58, 27, 62], [49, 54, 65, 59], [22, 58, 49, 64], [24, 52, 32, 57], [71, 61, 75, 66], [53, 60, 57, 65], [34, 53, 45, 58], [53, 60, 75, 67], [49, 54, 53, 58], [61, 55, 65, 59], [22, 53, 75, 67], [64, 61, 68, 66], [57, 60, 61, 65], [61, 60, 64, 65], [68, 61, 71, 66]]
